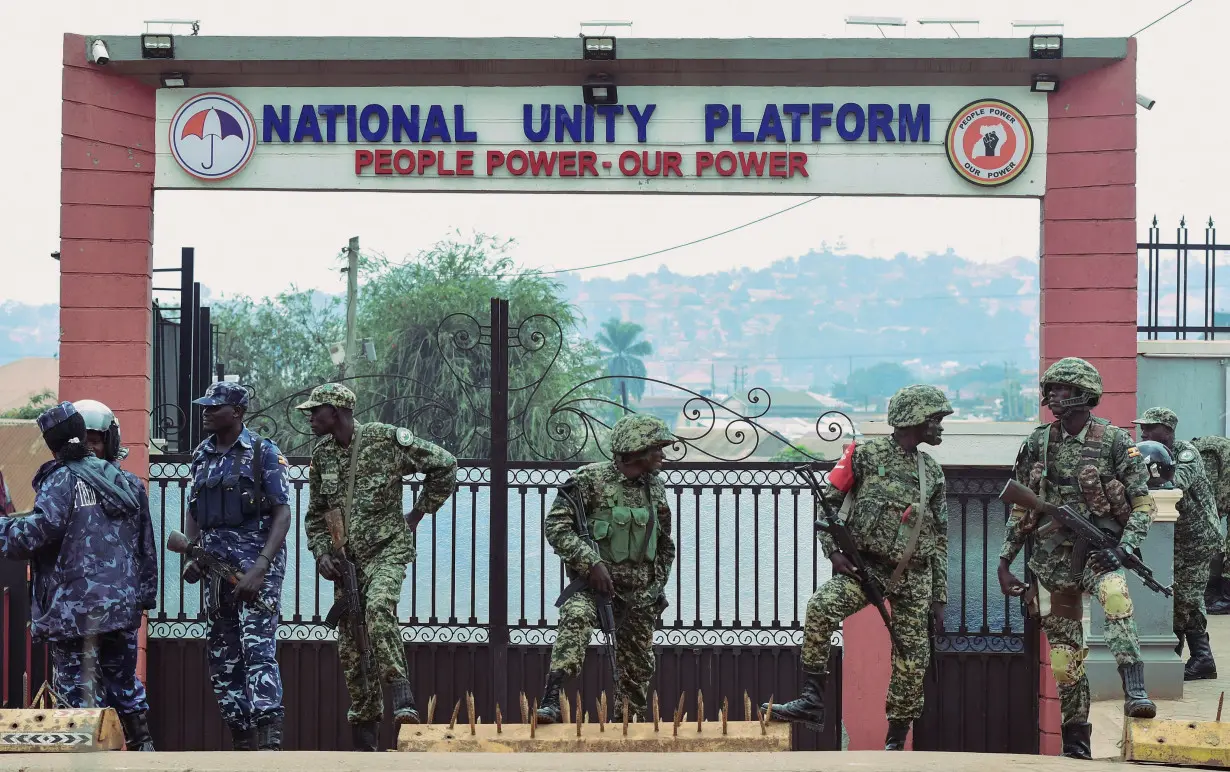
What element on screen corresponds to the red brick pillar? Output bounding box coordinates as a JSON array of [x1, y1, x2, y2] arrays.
[[60, 33, 156, 681], [1041, 40, 1138, 427]]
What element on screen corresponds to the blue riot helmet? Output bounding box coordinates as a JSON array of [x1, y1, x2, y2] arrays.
[[1135, 440, 1175, 489], [74, 399, 124, 462]]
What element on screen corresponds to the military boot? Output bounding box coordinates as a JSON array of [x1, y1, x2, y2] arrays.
[[1184, 631, 1218, 681], [1205, 554, 1224, 606], [1174, 628, 1185, 657], [391, 679, 420, 724], [256, 716, 283, 751], [118, 711, 155, 751], [1060, 721, 1092, 760], [1119, 662, 1157, 719], [535, 670, 566, 724], [229, 724, 258, 751], [1210, 577, 1230, 615], [351, 720, 379, 752], [884, 720, 910, 751], [760, 670, 826, 729]]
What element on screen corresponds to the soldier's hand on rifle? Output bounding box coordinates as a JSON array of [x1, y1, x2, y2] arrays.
[[182, 560, 202, 585], [235, 559, 268, 602], [997, 559, 1027, 597], [830, 552, 859, 578], [1088, 546, 1126, 574], [588, 562, 614, 596], [404, 509, 425, 531], [317, 553, 342, 582]]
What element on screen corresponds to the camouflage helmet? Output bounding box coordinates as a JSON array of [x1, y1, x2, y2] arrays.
[[610, 414, 675, 455], [886, 385, 954, 428], [1040, 357, 1103, 400]]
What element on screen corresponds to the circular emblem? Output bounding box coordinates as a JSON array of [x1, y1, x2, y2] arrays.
[[395, 427, 413, 447], [1179, 448, 1197, 464], [168, 92, 257, 181], [944, 99, 1033, 187]]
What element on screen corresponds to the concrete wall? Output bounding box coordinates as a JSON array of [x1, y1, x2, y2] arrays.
[[1137, 340, 1230, 438]]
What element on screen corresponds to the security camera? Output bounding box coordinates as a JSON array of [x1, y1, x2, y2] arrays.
[[89, 39, 110, 65], [1136, 93, 1155, 110]]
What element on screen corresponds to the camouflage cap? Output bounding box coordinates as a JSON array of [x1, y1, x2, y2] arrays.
[[192, 381, 250, 408], [1039, 357, 1103, 399], [294, 383, 357, 412], [36, 402, 78, 435], [1132, 406, 1179, 431], [610, 414, 675, 455], [886, 384, 954, 428]]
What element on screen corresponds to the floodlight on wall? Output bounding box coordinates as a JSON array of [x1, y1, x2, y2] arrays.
[[1028, 33, 1063, 59], [582, 74, 618, 105], [1031, 74, 1059, 92], [160, 72, 188, 88], [141, 34, 174, 59], [845, 16, 907, 38], [582, 36, 616, 60], [916, 18, 980, 37]]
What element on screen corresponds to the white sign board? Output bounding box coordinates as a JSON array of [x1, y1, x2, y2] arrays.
[[154, 86, 1049, 196]]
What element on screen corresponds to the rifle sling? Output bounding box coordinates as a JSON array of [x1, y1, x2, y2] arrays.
[[889, 453, 929, 590], [555, 576, 588, 608], [342, 424, 365, 553]]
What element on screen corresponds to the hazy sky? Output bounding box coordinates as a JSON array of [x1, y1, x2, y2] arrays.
[[3, 0, 1225, 307]]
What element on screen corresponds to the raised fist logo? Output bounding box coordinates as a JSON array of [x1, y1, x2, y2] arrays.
[[979, 123, 1003, 157]]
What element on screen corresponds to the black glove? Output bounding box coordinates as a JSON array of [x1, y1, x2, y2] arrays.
[[1088, 546, 1126, 574]]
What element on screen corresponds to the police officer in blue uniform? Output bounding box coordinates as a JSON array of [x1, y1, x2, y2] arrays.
[[183, 382, 292, 750], [0, 402, 156, 750]]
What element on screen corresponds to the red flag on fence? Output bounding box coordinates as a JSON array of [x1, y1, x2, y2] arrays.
[[828, 441, 857, 493]]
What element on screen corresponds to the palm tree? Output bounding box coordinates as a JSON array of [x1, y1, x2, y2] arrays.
[[596, 319, 653, 408]]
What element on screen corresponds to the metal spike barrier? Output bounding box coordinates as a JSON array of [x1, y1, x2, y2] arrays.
[[0, 683, 125, 753], [396, 691, 790, 752]]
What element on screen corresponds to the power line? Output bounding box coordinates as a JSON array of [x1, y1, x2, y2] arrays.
[[487, 196, 822, 277], [648, 347, 1034, 364], [579, 292, 1033, 305], [1131, 0, 1195, 36]]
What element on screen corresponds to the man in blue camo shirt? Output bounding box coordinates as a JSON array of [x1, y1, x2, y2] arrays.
[[183, 382, 292, 750]]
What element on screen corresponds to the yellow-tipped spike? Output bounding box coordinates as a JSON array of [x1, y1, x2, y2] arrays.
[[449, 699, 461, 730]]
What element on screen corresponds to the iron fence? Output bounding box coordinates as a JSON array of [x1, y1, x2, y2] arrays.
[[1139, 215, 1230, 340]]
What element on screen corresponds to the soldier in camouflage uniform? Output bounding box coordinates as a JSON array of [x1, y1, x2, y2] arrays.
[[1192, 434, 1230, 613], [765, 384, 951, 752], [299, 383, 458, 752], [999, 358, 1157, 761], [184, 382, 293, 750], [535, 414, 677, 725], [0, 403, 156, 750], [1134, 408, 1220, 680]]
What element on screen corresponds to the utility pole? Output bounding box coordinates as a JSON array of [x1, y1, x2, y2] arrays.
[[343, 236, 359, 379]]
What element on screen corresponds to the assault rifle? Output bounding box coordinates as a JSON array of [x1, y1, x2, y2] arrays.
[[999, 479, 1173, 597], [792, 466, 905, 657], [166, 530, 277, 615], [322, 508, 375, 696], [553, 480, 620, 687]]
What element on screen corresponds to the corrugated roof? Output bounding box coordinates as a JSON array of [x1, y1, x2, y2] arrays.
[[0, 421, 50, 511]]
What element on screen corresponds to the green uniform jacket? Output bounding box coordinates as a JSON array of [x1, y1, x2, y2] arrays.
[[305, 422, 458, 564], [818, 436, 949, 604]]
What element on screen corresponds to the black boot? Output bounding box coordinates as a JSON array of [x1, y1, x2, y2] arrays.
[[1119, 662, 1157, 719], [119, 711, 155, 751], [1175, 629, 1185, 657], [1060, 721, 1092, 759], [351, 720, 378, 752], [391, 679, 420, 724], [761, 670, 826, 729], [535, 670, 566, 724], [256, 716, 283, 750], [1206, 554, 1224, 606], [229, 724, 258, 751], [1211, 577, 1230, 615], [1184, 631, 1218, 681], [884, 720, 910, 751]]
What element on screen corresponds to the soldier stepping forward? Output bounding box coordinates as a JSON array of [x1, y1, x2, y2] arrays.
[[184, 382, 294, 750], [299, 384, 458, 752], [1191, 434, 1230, 615], [999, 358, 1158, 761], [0, 402, 157, 750], [535, 415, 677, 725], [1133, 408, 1220, 681], [765, 385, 952, 752]]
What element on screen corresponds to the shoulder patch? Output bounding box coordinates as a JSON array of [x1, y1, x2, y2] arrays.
[[1178, 448, 1198, 463], [395, 427, 414, 447]]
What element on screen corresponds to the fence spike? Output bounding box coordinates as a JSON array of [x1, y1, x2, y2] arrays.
[[1181, 215, 1187, 228], [1219, 691, 1225, 722], [622, 696, 630, 736], [744, 691, 752, 722], [520, 692, 529, 725], [653, 691, 661, 733], [597, 693, 607, 732], [1210, 216, 1216, 229], [495, 703, 503, 734], [427, 695, 437, 725], [576, 697, 584, 737], [449, 699, 461, 730], [467, 691, 476, 735], [530, 699, 539, 738], [761, 696, 773, 735], [560, 690, 571, 727], [673, 692, 686, 737], [721, 697, 729, 735], [697, 689, 704, 732]]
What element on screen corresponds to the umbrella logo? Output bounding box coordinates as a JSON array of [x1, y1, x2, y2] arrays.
[[168, 93, 257, 181]]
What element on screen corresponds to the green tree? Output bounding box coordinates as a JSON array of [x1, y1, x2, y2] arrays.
[[0, 388, 55, 419], [832, 362, 914, 408], [595, 319, 653, 407]]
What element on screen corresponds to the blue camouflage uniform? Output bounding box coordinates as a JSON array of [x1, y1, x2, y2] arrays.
[[0, 403, 156, 717], [188, 383, 291, 734]]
